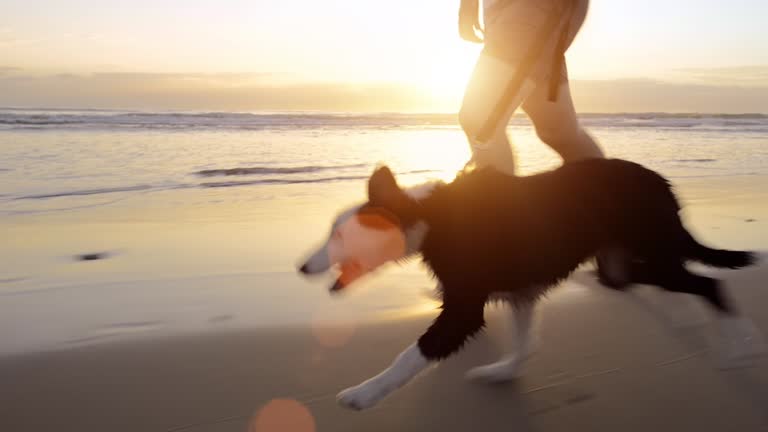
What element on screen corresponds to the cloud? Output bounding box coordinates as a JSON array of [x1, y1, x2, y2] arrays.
[[0, 28, 36, 46], [570, 78, 768, 113], [89, 72, 276, 81], [0, 66, 22, 75], [0, 71, 434, 111], [1, 70, 767, 113], [671, 65, 768, 87]]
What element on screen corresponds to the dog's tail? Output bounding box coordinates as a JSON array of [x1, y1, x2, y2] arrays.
[[685, 232, 756, 269]]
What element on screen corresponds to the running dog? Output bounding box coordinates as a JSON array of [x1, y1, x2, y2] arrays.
[[299, 158, 763, 410]]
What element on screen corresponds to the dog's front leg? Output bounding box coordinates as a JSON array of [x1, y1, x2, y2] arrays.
[[336, 343, 429, 410], [466, 301, 536, 383], [337, 297, 486, 410]]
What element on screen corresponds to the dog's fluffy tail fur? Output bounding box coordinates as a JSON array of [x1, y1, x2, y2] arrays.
[[685, 233, 756, 269]]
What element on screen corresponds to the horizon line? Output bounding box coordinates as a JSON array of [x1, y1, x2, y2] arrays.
[[1, 107, 767, 116]]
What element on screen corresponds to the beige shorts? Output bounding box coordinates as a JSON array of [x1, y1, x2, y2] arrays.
[[482, 0, 589, 85]]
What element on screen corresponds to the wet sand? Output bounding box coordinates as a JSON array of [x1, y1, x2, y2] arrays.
[[1, 261, 767, 432]]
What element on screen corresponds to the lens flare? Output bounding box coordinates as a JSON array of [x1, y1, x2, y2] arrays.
[[250, 399, 315, 432], [310, 310, 356, 348]]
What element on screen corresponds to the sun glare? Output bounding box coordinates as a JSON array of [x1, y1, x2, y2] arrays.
[[417, 59, 474, 100], [399, 133, 472, 184], [392, 44, 481, 111]]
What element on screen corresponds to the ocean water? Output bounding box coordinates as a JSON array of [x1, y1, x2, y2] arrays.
[[1, 108, 767, 354], [2, 110, 768, 210]]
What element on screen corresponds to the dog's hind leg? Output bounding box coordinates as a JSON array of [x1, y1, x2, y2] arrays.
[[596, 246, 633, 289], [629, 256, 737, 315], [466, 300, 536, 383], [630, 260, 734, 313]]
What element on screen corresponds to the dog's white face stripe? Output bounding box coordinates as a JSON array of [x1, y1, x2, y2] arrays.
[[302, 245, 331, 273], [299, 181, 438, 288], [301, 205, 361, 274]]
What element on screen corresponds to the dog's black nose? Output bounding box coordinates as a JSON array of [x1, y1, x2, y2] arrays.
[[299, 263, 310, 274]]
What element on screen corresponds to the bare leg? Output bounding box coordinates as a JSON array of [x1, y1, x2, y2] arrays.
[[459, 52, 535, 175], [459, 0, 592, 174], [522, 77, 604, 162], [466, 301, 536, 382]]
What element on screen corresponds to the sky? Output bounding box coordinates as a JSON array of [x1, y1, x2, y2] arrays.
[[1, 0, 768, 112]]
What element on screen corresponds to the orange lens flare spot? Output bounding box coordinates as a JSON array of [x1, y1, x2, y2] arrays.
[[311, 310, 357, 348], [250, 399, 316, 432], [356, 210, 400, 231]]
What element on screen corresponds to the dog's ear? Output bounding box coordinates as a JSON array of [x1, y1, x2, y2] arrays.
[[367, 165, 421, 224], [368, 166, 401, 207]]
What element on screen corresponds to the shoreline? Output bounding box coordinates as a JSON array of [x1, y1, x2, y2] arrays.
[[1, 172, 767, 356]]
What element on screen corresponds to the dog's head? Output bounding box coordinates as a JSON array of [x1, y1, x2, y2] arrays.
[[298, 166, 427, 293]]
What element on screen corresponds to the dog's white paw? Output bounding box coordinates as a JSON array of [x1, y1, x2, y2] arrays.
[[336, 380, 388, 411], [466, 355, 525, 383], [716, 317, 766, 370]]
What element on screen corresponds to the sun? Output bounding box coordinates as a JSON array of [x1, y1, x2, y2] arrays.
[[422, 51, 478, 99], [396, 44, 481, 111]]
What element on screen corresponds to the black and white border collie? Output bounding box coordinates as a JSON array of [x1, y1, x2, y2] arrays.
[[299, 158, 763, 410]]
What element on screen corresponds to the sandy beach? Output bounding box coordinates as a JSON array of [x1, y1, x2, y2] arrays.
[[1, 259, 767, 431]]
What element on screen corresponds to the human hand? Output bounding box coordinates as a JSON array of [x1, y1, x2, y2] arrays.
[[458, 0, 483, 43]]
